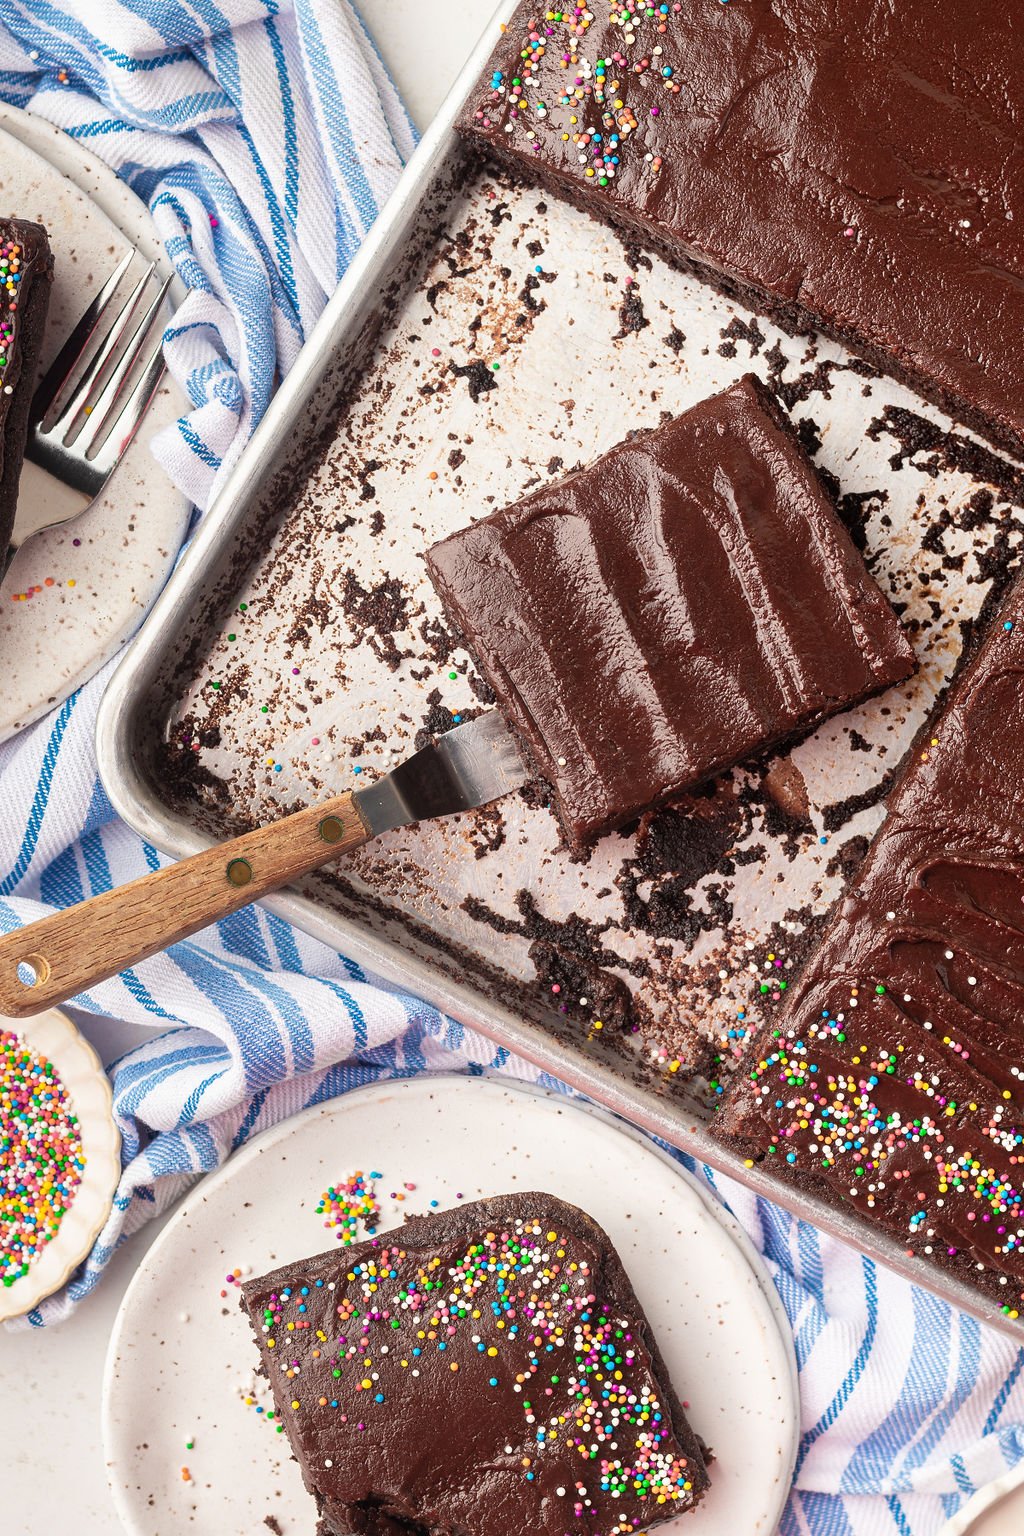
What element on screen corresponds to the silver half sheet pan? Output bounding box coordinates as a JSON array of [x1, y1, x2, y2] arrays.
[[96, 18, 1024, 1338]]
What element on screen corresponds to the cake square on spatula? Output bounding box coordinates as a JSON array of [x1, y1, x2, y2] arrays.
[[241, 1192, 711, 1536], [426, 374, 914, 848]]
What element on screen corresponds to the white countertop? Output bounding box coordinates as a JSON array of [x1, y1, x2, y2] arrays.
[[1, 5, 503, 1532]]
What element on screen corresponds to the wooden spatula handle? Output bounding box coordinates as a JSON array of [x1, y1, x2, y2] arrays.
[[0, 791, 370, 1019]]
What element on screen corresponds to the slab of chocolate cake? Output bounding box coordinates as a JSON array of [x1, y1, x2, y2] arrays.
[[426, 374, 914, 848], [241, 1192, 710, 1536], [458, 2, 1024, 459], [0, 219, 53, 555], [717, 577, 1024, 1314]]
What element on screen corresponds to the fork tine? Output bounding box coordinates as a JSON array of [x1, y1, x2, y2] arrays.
[[84, 336, 167, 479], [74, 271, 171, 458], [47, 261, 158, 442], [31, 248, 135, 425]]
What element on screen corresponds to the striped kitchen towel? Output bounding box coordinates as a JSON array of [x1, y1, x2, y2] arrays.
[[0, 0, 415, 511], [0, 5, 1022, 1536]]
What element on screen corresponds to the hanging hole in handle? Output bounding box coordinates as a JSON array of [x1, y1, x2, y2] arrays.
[[16, 953, 51, 988]]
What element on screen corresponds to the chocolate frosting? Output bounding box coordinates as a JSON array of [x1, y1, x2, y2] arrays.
[[0, 218, 53, 553], [426, 374, 913, 846], [458, 2, 1024, 457], [718, 582, 1024, 1310], [241, 1193, 710, 1536]]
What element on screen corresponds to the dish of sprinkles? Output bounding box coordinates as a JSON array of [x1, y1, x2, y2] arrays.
[[316, 1170, 381, 1244], [245, 1209, 702, 1534], [0, 234, 23, 389], [1, 1026, 85, 1288]]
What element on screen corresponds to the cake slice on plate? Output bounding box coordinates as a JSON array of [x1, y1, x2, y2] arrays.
[[241, 1191, 711, 1536]]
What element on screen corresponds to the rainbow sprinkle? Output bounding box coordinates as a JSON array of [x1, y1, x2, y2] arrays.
[[1, 1028, 85, 1288], [316, 1170, 380, 1244], [0, 236, 23, 383], [471, 5, 689, 184]]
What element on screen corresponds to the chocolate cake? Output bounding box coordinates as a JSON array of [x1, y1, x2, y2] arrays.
[[426, 374, 914, 848], [458, 3, 1024, 459], [241, 1192, 711, 1536], [717, 576, 1024, 1313], [0, 220, 53, 556]]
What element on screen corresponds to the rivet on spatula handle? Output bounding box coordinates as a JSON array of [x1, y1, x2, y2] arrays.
[[0, 791, 370, 1019]]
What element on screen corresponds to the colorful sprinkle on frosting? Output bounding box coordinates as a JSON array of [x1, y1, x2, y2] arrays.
[[0, 236, 23, 383], [1, 1028, 85, 1288], [471, 5, 691, 184], [737, 998, 1024, 1309]]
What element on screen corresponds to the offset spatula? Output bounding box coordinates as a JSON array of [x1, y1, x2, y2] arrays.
[[0, 712, 528, 1019]]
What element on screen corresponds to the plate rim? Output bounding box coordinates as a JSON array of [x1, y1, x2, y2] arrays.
[[0, 1005, 121, 1322], [101, 1072, 799, 1535], [0, 101, 181, 284]]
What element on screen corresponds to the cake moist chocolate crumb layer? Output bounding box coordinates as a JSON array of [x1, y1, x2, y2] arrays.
[[0, 218, 53, 554], [717, 577, 1024, 1310], [241, 1193, 710, 1536], [426, 374, 914, 847], [458, 2, 1024, 459]]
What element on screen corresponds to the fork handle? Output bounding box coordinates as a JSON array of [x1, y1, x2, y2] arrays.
[[0, 792, 371, 1019]]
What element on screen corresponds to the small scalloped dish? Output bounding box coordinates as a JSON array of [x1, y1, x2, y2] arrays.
[[0, 1007, 121, 1323]]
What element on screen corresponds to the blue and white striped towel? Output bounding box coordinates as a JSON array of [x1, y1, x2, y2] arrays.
[[0, 6, 1022, 1534], [0, 0, 415, 509]]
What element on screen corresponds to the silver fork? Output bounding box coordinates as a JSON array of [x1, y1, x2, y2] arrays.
[[9, 248, 173, 555]]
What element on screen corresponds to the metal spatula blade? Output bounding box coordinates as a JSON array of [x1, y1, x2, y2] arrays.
[[0, 711, 531, 1019], [355, 710, 529, 835]]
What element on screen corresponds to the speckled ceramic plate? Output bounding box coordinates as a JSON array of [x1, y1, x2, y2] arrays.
[[0, 1005, 120, 1322], [103, 1075, 798, 1536], [0, 102, 189, 742]]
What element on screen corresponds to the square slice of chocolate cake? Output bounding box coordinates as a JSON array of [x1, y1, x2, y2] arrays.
[[716, 577, 1024, 1310], [457, 2, 1024, 459], [0, 219, 53, 555], [426, 374, 914, 848], [241, 1192, 711, 1536]]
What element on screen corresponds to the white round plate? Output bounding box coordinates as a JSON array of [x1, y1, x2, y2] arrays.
[[0, 101, 189, 742], [104, 1075, 798, 1536], [1, 1005, 121, 1322], [941, 1468, 1024, 1536]]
